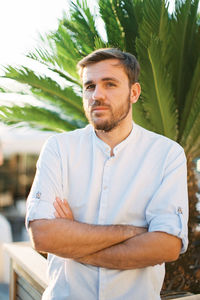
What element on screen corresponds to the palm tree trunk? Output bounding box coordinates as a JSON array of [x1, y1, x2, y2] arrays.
[[162, 158, 200, 294]]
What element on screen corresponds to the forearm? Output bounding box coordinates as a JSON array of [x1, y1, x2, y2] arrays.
[[29, 218, 146, 258], [75, 232, 182, 269]]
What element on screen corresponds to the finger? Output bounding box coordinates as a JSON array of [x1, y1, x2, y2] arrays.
[[54, 211, 61, 218], [56, 197, 71, 217], [54, 202, 65, 218], [136, 227, 148, 235], [53, 201, 62, 217], [63, 199, 74, 219], [54, 198, 66, 218], [55, 197, 74, 220]]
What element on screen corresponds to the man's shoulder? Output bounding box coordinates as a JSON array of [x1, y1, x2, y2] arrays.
[[49, 124, 92, 144], [39, 125, 92, 156], [135, 124, 184, 153]]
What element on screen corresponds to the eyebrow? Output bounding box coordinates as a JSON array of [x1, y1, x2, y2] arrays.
[[83, 77, 120, 86]]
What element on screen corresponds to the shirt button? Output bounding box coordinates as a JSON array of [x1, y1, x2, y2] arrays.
[[177, 207, 183, 214]]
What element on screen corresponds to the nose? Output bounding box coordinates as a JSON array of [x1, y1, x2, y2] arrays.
[[91, 85, 105, 101]]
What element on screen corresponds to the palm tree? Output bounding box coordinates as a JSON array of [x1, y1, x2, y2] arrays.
[[0, 0, 200, 294]]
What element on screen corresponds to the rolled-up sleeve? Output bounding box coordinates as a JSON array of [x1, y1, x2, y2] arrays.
[[26, 136, 63, 229], [145, 144, 188, 253]]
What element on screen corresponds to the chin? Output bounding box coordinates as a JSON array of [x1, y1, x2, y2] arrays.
[[91, 118, 106, 127], [93, 122, 116, 132]]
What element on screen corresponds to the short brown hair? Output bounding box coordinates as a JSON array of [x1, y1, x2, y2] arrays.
[[77, 48, 140, 85]]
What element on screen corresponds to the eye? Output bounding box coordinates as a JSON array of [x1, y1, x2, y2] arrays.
[[106, 82, 116, 87], [85, 84, 95, 91]]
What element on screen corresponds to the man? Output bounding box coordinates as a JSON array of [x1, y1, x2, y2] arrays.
[[26, 48, 188, 300]]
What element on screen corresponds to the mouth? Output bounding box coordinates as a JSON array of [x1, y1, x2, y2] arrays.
[[91, 106, 109, 112]]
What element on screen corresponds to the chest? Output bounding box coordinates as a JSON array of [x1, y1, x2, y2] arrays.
[[62, 146, 164, 226]]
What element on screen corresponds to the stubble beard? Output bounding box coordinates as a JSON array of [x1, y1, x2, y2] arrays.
[[84, 93, 131, 133]]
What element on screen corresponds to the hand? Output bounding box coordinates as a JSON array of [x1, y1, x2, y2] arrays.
[[134, 226, 148, 235], [53, 197, 74, 221]]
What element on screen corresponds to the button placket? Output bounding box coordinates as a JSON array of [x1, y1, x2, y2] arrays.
[[99, 268, 106, 300], [98, 157, 112, 300], [98, 157, 112, 224]]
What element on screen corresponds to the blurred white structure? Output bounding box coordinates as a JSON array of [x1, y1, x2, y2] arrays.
[[0, 124, 53, 282], [0, 124, 53, 156], [0, 214, 12, 283]]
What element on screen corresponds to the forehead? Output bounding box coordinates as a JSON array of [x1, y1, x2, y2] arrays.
[[82, 59, 128, 83]]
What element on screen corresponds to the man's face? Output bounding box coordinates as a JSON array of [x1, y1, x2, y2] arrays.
[[82, 59, 133, 132]]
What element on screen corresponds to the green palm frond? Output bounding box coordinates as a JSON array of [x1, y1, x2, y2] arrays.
[[139, 37, 178, 139], [179, 58, 200, 156], [180, 57, 200, 146], [48, 67, 82, 87], [50, 25, 82, 78], [112, 0, 138, 53], [0, 105, 80, 132], [137, 0, 168, 43], [27, 37, 82, 87], [189, 134, 200, 158], [3, 66, 86, 122], [131, 0, 144, 24], [132, 97, 154, 131], [133, 0, 178, 137], [135, 0, 171, 72], [170, 0, 200, 111], [63, 0, 105, 54], [184, 109, 200, 157], [99, 0, 124, 48], [26, 34, 56, 67], [0, 87, 6, 93]]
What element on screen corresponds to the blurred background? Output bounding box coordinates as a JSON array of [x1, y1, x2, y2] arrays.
[[0, 126, 53, 298]]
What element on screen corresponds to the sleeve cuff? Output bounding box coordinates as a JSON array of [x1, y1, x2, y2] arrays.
[[25, 198, 55, 230], [148, 213, 188, 254]]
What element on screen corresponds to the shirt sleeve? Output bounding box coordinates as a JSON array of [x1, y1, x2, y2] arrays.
[[26, 135, 63, 229], [145, 143, 188, 254]]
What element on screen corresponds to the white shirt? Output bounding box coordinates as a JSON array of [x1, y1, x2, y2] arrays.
[[26, 123, 188, 300]]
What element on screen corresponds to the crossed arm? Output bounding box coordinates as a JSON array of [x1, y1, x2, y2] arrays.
[[29, 197, 182, 270]]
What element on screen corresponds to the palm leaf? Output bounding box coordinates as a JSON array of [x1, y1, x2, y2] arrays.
[[3, 66, 86, 121], [26, 34, 56, 67], [0, 105, 80, 132], [0, 87, 6, 93], [48, 67, 82, 87], [179, 57, 200, 146], [184, 109, 200, 157], [50, 25, 82, 78], [132, 96, 155, 131], [179, 59, 200, 155], [99, 0, 124, 48], [132, 0, 144, 25], [27, 38, 82, 87], [137, 37, 178, 139], [135, 0, 172, 70], [63, 0, 104, 54], [112, 0, 138, 53], [137, 0, 168, 43], [170, 0, 200, 112], [189, 134, 200, 158]]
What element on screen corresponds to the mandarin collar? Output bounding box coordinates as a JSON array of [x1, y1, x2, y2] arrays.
[[91, 122, 138, 156]]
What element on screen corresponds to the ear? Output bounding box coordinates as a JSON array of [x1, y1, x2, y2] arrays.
[[130, 83, 141, 104]]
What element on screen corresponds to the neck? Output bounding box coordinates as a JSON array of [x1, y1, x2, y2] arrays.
[[95, 116, 133, 154]]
